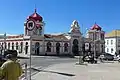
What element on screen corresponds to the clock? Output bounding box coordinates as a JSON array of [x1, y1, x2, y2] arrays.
[[26, 19, 36, 31]]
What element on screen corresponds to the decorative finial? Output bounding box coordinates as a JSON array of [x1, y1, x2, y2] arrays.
[[35, 8, 37, 13], [35, 4, 37, 13], [95, 22, 96, 24]]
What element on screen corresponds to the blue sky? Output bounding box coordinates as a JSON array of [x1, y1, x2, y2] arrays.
[[0, 0, 120, 35]]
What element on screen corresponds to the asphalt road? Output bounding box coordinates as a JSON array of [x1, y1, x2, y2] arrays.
[[19, 56, 78, 75]]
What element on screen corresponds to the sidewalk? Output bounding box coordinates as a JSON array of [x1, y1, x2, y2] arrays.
[[18, 54, 47, 59], [32, 62, 120, 80]]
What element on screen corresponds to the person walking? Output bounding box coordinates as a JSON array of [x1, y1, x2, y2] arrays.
[[0, 50, 23, 80]]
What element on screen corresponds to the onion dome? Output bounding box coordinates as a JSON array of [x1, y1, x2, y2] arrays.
[[91, 22, 102, 31], [27, 9, 43, 21]]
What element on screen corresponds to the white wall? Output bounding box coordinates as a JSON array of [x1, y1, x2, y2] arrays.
[[105, 38, 116, 55]]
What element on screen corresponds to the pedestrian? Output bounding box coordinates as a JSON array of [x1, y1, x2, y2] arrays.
[[0, 50, 23, 80]]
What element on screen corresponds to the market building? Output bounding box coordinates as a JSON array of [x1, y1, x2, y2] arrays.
[[0, 9, 105, 56]]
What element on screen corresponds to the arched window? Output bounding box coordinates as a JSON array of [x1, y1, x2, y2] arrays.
[[73, 39, 78, 45], [46, 42, 52, 52], [64, 43, 68, 52], [35, 42, 40, 55], [56, 42, 60, 55], [4, 42, 7, 49], [12, 42, 14, 50], [20, 42, 23, 53], [72, 39, 79, 55], [1, 43, 3, 50], [16, 42, 18, 50], [8, 43, 10, 50], [25, 42, 28, 54]]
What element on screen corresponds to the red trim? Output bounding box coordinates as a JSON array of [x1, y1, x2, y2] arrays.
[[0, 39, 30, 42]]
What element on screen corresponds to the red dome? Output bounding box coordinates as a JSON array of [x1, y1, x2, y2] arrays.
[[27, 9, 43, 21], [91, 23, 101, 31]]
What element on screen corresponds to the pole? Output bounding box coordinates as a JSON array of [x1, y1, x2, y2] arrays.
[[29, 36, 32, 80], [94, 31, 96, 59], [115, 30, 117, 54], [3, 33, 6, 55]]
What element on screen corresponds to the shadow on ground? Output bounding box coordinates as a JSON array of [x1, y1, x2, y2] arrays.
[[32, 54, 75, 58], [17, 56, 29, 59], [30, 67, 75, 77]]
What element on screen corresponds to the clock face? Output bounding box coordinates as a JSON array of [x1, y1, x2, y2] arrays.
[[26, 20, 35, 31]]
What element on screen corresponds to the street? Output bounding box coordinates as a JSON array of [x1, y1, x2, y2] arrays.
[[32, 61, 120, 80], [19, 56, 78, 75]]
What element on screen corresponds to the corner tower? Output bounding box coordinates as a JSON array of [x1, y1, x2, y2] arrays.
[[86, 22, 105, 55], [24, 9, 45, 36]]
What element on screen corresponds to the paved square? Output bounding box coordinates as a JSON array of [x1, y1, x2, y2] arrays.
[[32, 61, 120, 80]]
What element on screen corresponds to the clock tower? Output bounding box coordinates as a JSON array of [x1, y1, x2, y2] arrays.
[[24, 9, 45, 36]]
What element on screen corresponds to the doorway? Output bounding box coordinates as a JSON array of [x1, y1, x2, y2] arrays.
[[56, 42, 60, 55], [35, 42, 40, 55], [72, 39, 79, 56]]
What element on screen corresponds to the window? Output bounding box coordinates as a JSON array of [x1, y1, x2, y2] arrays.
[[4, 43, 7, 49], [25, 42, 28, 54], [107, 40, 109, 45], [111, 48, 113, 53], [12, 43, 14, 50], [107, 48, 109, 52], [101, 34, 104, 40], [56, 42, 60, 55], [46, 42, 52, 52], [20, 42, 23, 53], [16, 42, 18, 50], [64, 43, 68, 52], [8, 43, 10, 50], [111, 40, 113, 45], [101, 45, 104, 53]]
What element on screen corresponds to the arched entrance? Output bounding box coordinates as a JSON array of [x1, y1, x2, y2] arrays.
[[56, 42, 60, 55], [35, 42, 40, 55], [72, 39, 79, 56]]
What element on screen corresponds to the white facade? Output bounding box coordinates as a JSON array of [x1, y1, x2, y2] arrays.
[[86, 23, 105, 55], [105, 37, 120, 55], [105, 38, 116, 55], [0, 9, 105, 56], [105, 30, 120, 55]]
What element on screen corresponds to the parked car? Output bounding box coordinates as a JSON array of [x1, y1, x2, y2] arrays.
[[101, 53, 114, 61]]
